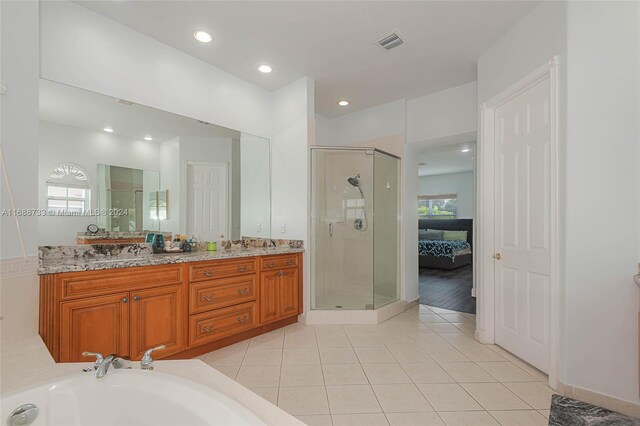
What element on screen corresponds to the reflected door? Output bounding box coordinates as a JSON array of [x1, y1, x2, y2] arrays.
[[186, 162, 228, 241]]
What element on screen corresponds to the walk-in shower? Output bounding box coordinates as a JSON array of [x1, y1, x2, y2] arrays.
[[310, 146, 400, 311]]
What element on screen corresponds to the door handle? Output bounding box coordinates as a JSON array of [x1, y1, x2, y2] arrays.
[[133, 296, 140, 301], [493, 253, 502, 260], [329, 222, 333, 237], [122, 297, 129, 303]]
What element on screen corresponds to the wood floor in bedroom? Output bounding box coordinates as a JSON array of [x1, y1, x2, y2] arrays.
[[419, 265, 476, 314]]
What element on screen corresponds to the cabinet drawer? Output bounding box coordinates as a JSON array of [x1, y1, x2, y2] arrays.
[[189, 275, 256, 314], [59, 265, 184, 300], [189, 258, 256, 282], [189, 302, 257, 346], [261, 254, 298, 270]]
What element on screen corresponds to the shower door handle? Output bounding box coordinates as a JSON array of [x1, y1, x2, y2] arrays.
[[329, 222, 333, 237]]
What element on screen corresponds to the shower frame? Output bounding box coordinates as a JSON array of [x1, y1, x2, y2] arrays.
[[309, 145, 401, 312]]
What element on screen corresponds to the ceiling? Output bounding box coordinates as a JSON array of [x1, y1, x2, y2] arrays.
[[76, 1, 537, 118], [40, 79, 241, 143], [418, 142, 475, 177]]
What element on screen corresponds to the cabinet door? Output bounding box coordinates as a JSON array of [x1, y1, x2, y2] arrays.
[[130, 285, 183, 360], [60, 292, 130, 362], [260, 270, 280, 324], [278, 267, 299, 319]]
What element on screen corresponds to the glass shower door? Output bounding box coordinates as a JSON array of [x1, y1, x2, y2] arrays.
[[311, 148, 374, 310]]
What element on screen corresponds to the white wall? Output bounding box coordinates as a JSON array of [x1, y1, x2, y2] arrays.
[[40, 1, 273, 139], [159, 138, 180, 234], [563, 1, 640, 404], [419, 172, 474, 219], [407, 82, 477, 144], [240, 133, 271, 238], [38, 121, 161, 245]]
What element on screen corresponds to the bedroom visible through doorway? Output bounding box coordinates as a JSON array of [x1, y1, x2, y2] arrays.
[[417, 142, 476, 314]]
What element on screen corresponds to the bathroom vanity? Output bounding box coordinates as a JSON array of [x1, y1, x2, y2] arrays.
[[39, 250, 303, 362]]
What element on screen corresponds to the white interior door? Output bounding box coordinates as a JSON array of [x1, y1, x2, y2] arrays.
[[494, 77, 551, 373], [186, 162, 228, 241]]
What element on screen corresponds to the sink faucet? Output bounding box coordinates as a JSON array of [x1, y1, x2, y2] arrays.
[[82, 352, 131, 378]]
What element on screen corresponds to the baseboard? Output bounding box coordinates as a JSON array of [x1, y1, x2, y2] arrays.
[[557, 380, 640, 418], [301, 299, 417, 325], [0, 256, 38, 278]]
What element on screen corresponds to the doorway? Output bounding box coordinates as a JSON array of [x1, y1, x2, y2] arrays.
[[186, 161, 228, 241]]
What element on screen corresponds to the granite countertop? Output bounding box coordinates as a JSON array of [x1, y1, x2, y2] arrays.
[[39, 247, 304, 275]]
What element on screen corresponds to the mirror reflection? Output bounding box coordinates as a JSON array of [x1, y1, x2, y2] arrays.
[[38, 79, 271, 245]]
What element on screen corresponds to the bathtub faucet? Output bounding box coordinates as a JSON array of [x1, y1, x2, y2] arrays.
[[82, 351, 131, 378]]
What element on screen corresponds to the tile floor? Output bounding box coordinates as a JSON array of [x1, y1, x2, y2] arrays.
[[200, 304, 554, 426]]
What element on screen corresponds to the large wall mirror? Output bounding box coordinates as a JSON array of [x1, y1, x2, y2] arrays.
[[38, 79, 271, 245]]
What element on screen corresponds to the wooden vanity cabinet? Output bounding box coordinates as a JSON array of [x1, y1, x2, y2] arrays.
[[40, 252, 303, 362]]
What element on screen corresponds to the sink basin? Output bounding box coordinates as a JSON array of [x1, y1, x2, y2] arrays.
[[1, 369, 265, 425]]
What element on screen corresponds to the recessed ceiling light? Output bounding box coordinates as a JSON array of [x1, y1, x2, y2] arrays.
[[461, 148, 470, 153], [338, 100, 350, 107], [193, 31, 213, 43], [257, 64, 272, 74], [144, 135, 153, 141], [103, 127, 114, 133]]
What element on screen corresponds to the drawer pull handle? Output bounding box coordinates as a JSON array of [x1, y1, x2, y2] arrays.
[[201, 326, 214, 334], [201, 294, 216, 302], [287, 259, 294, 266], [237, 288, 249, 295], [237, 266, 247, 272], [203, 270, 214, 277], [237, 317, 248, 324], [268, 262, 275, 268]]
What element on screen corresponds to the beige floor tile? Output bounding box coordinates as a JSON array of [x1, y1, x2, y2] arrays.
[[386, 412, 445, 426], [315, 325, 347, 336], [461, 383, 531, 410], [537, 410, 550, 419], [512, 362, 549, 382], [451, 323, 476, 335], [438, 313, 475, 324], [401, 362, 455, 384], [361, 363, 411, 384], [354, 347, 397, 363], [236, 365, 281, 387], [320, 347, 360, 364], [283, 323, 315, 334], [440, 362, 497, 383], [388, 345, 434, 363], [281, 363, 325, 386], [283, 348, 321, 365], [427, 306, 462, 314], [489, 410, 548, 425], [317, 333, 352, 348], [249, 332, 285, 349], [419, 343, 470, 363], [503, 382, 555, 410], [476, 362, 538, 382], [203, 346, 246, 367], [438, 411, 500, 426], [242, 347, 283, 365], [486, 345, 522, 362], [419, 313, 448, 323], [249, 387, 279, 405], [348, 333, 386, 347], [332, 413, 389, 426], [323, 363, 369, 385], [297, 414, 333, 426], [372, 384, 434, 413], [417, 383, 483, 411], [278, 385, 330, 415], [212, 365, 239, 380], [453, 344, 507, 362], [379, 333, 415, 347], [285, 332, 319, 348], [326, 385, 382, 414]]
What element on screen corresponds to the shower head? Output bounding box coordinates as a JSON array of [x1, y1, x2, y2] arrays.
[[347, 174, 364, 197]]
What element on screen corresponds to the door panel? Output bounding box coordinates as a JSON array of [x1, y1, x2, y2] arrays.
[[60, 293, 130, 362], [279, 268, 299, 319], [260, 270, 279, 324], [494, 77, 552, 373], [187, 163, 227, 241], [130, 285, 183, 360]]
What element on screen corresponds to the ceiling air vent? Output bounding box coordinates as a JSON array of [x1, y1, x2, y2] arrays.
[[376, 32, 403, 51], [196, 120, 211, 125], [117, 99, 135, 106]]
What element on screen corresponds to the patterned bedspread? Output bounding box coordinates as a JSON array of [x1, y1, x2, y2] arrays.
[[418, 239, 472, 261]]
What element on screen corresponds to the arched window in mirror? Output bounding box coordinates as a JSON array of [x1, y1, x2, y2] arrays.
[[46, 164, 91, 213]]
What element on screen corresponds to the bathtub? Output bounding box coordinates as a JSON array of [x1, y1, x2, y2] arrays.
[[1, 369, 266, 425]]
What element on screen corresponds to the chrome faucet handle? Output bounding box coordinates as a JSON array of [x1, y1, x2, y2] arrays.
[[140, 345, 166, 370], [95, 354, 116, 379], [82, 351, 104, 369]]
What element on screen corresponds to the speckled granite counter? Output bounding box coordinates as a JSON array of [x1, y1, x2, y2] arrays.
[[39, 244, 304, 275]]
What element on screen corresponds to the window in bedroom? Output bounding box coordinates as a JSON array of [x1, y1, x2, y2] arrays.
[[46, 164, 91, 214], [418, 194, 457, 219]]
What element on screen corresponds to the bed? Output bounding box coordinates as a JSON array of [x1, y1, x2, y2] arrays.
[[418, 219, 473, 270]]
